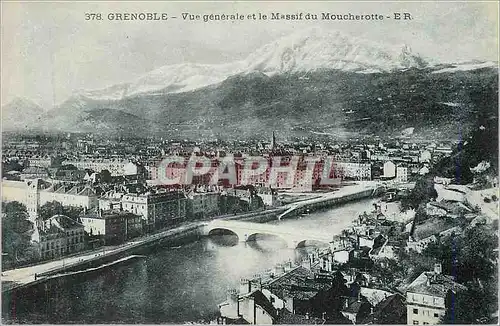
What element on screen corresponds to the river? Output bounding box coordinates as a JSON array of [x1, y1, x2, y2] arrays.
[[2, 198, 375, 324]]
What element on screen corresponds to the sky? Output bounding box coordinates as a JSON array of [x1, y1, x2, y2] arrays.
[[1, 1, 498, 109]]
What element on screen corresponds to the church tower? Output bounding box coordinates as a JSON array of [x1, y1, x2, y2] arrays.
[[271, 131, 276, 151]]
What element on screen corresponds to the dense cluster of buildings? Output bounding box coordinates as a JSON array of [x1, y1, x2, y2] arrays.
[[217, 254, 465, 325], [216, 181, 490, 325], [3, 132, 452, 190], [1, 132, 457, 264], [1, 175, 273, 260]]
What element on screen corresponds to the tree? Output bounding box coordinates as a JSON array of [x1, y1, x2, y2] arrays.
[[39, 201, 64, 220], [1, 202, 35, 265], [441, 285, 496, 324], [401, 175, 437, 210], [39, 201, 83, 221], [59, 164, 78, 170], [372, 258, 404, 287], [312, 271, 350, 321], [395, 247, 434, 282], [2, 160, 23, 175], [99, 169, 112, 183], [423, 225, 497, 283]]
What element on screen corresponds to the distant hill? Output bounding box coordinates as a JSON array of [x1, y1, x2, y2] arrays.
[[1, 97, 45, 132], [431, 114, 499, 184]]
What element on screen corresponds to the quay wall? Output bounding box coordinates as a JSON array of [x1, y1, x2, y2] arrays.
[[279, 188, 374, 219], [37, 225, 203, 278], [2, 225, 204, 294], [3, 186, 374, 293], [222, 208, 285, 223]]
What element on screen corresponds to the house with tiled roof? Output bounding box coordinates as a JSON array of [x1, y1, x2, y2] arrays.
[[340, 294, 372, 324], [406, 263, 467, 325], [20, 166, 49, 180], [219, 288, 277, 325], [31, 214, 85, 260], [362, 293, 406, 324], [80, 208, 142, 244], [39, 183, 98, 209], [275, 309, 326, 324], [262, 265, 339, 317]]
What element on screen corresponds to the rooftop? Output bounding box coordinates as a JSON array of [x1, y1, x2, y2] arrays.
[[406, 272, 467, 297], [277, 310, 325, 324], [341, 296, 371, 314], [265, 267, 332, 300], [363, 293, 406, 324], [81, 208, 138, 220], [44, 183, 97, 196], [241, 290, 277, 319], [48, 214, 84, 229]]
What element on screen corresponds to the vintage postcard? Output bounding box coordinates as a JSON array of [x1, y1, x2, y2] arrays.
[[1, 1, 499, 324]]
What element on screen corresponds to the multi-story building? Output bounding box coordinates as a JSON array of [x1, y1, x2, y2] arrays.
[[1, 179, 49, 220], [51, 168, 87, 182], [396, 166, 409, 183], [32, 214, 86, 260], [420, 150, 432, 163], [187, 190, 220, 219], [123, 162, 141, 176], [406, 264, 467, 325], [20, 166, 50, 180], [40, 183, 98, 209], [383, 161, 396, 178], [27, 156, 55, 168], [121, 191, 187, 232], [256, 186, 279, 207], [62, 158, 129, 176], [80, 209, 142, 244], [2, 180, 98, 220], [333, 161, 372, 181]]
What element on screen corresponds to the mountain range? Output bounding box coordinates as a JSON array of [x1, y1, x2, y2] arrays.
[[2, 28, 498, 141]]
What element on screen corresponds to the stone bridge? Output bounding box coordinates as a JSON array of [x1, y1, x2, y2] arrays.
[[202, 220, 334, 249]]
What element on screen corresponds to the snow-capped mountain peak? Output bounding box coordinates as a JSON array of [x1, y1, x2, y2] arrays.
[[244, 27, 427, 74]]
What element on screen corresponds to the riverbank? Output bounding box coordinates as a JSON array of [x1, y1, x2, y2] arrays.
[[1, 222, 203, 293], [2, 182, 378, 294], [2, 207, 289, 293], [2, 196, 377, 324]]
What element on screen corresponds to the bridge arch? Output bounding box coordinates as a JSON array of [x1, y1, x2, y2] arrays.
[[295, 239, 331, 249], [246, 233, 288, 247], [207, 228, 240, 239], [204, 221, 333, 249]]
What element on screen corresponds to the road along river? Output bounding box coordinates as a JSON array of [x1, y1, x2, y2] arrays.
[[2, 198, 375, 324]]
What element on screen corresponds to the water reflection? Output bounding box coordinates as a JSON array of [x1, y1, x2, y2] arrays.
[[205, 234, 239, 248], [3, 199, 375, 323], [246, 234, 288, 251]]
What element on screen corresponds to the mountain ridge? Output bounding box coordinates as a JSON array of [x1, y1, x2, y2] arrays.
[[2, 28, 498, 142], [13, 66, 495, 142]]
